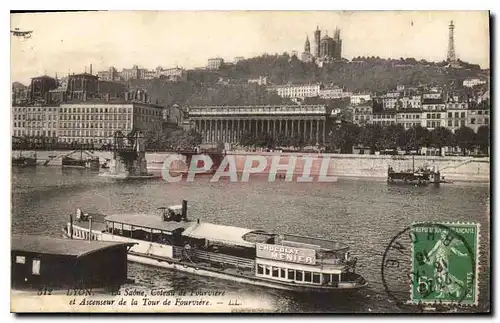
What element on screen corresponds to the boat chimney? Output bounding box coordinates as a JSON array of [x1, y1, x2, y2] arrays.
[[182, 200, 188, 220]]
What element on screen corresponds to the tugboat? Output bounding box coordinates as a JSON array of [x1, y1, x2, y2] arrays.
[[387, 155, 449, 186], [62, 201, 367, 293], [61, 148, 100, 170], [12, 151, 37, 167]]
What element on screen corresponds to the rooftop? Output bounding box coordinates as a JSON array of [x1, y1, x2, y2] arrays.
[[11, 235, 135, 258], [183, 222, 269, 248], [105, 213, 191, 232]]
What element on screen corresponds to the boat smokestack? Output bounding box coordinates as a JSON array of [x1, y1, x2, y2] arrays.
[[182, 200, 188, 220], [69, 214, 73, 239]]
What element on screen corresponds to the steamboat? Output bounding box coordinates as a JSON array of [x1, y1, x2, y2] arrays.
[[62, 201, 367, 293], [12, 151, 37, 167], [387, 155, 451, 186]]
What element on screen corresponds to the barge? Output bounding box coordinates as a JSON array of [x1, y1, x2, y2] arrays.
[[12, 151, 37, 167], [63, 201, 367, 293]]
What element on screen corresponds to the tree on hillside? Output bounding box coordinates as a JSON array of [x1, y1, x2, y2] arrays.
[[454, 126, 476, 156], [476, 125, 490, 155], [430, 127, 454, 156]]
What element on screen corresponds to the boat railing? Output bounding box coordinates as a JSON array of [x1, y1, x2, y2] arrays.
[[316, 257, 345, 265], [173, 246, 255, 271]]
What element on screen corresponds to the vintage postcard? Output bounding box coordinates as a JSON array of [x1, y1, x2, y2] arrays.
[[10, 10, 490, 313]]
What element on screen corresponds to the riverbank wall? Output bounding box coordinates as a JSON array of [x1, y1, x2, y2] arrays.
[[16, 150, 490, 183]]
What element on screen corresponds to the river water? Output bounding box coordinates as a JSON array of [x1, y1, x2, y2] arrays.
[[11, 167, 491, 313]]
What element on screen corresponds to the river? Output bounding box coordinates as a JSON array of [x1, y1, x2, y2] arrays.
[[11, 167, 491, 313]]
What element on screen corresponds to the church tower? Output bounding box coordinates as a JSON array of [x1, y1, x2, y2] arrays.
[[314, 26, 321, 57], [304, 35, 311, 53]]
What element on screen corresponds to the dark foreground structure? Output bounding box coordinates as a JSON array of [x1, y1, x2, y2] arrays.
[[11, 235, 135, 290]]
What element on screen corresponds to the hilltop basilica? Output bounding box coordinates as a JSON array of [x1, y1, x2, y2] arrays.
[[301, 26, 342, 66]]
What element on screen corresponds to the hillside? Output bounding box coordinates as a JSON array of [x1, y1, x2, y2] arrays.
[[127, 55, 489, 106]]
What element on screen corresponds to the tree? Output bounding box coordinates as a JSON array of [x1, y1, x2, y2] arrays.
[[255, 132, 274, 149], [405, 125, 430, 153], [358, 124, 383, 153], [476, 125, 490, 155], [275, 132, 290, 148], [327, 123, 360, 153], [240, 131, 255, 147], [454, 126, 476, 156], [430, 127, 453, 156], [381, 124, 406, 150]]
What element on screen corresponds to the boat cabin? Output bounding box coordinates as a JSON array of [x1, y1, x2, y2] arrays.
[[11, 235, 135, 290], [103, 213, 192, 245], [254, 234, 359, 287], [181, 222, 273, 259]]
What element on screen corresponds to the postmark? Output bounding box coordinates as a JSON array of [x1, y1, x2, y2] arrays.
[[381, 222, 479, 310]]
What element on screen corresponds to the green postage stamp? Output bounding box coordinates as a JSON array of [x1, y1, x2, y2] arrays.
[[410, 222, 480, 306]]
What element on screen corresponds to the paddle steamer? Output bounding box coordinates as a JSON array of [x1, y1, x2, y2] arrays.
[[63, 201, 367, 293]]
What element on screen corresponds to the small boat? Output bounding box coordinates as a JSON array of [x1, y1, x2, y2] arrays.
[[61, 149, 100, 169], [387, 155, 449, 186], [12, 151, 37, 167], [62, 201, 367, 293]]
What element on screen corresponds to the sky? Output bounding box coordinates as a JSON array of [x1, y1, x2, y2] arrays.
[[10, 11, 490, 84]]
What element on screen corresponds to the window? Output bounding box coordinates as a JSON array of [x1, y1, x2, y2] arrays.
[[287, 269, 295, 280], [257, 264, 264, 275], [478, 111, 483, 115], [280, 268, 286, 278], [455, 112, 459, 118], [460, 120, 465, 127], [32, 259, 41, 275], [485, 118, 489, 124], [313, 273, 321, 284], [272, 267, 279, 278], [265, 266, 270, 276], [296, 271, 303, 281], [304, 271, 312, 283], [448, 120, 452, 127], [448, 112, 452, 118], [461, 112, 465, 118], [16, 256, 25, 264], [470, 118, 476, 125]]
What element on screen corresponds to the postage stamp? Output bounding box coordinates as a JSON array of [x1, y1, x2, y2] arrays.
[[409, 222, 479, 306]]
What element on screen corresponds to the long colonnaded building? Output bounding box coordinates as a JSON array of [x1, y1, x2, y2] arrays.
[[188, 105, 330, 145]]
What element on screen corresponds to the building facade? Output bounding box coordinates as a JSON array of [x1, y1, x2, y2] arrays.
[[352, 104, 373, 125], [207, 58, 224, 70], [463, 78, 487, 88], [396, 109, 423, 129], [12, 98, 164, 145], [350, 94, 371, 105], [372, 110, 397, 126], [467, 107, 490, 133], [268, 84, 321, 99], [188, 105, 330, 145]]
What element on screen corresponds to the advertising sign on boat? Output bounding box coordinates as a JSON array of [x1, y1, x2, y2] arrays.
[[256, 243, 316, 265]]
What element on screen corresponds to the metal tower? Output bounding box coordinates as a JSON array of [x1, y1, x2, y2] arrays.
[[447, 20, 456, 62]]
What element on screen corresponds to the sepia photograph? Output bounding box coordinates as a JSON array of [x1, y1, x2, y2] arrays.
[[9, 10, 490, 314]]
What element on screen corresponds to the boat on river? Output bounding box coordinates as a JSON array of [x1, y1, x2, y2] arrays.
[[62, 201, 367, 293], [387, 155, 451, 186], [12, 151, 37, 167]]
